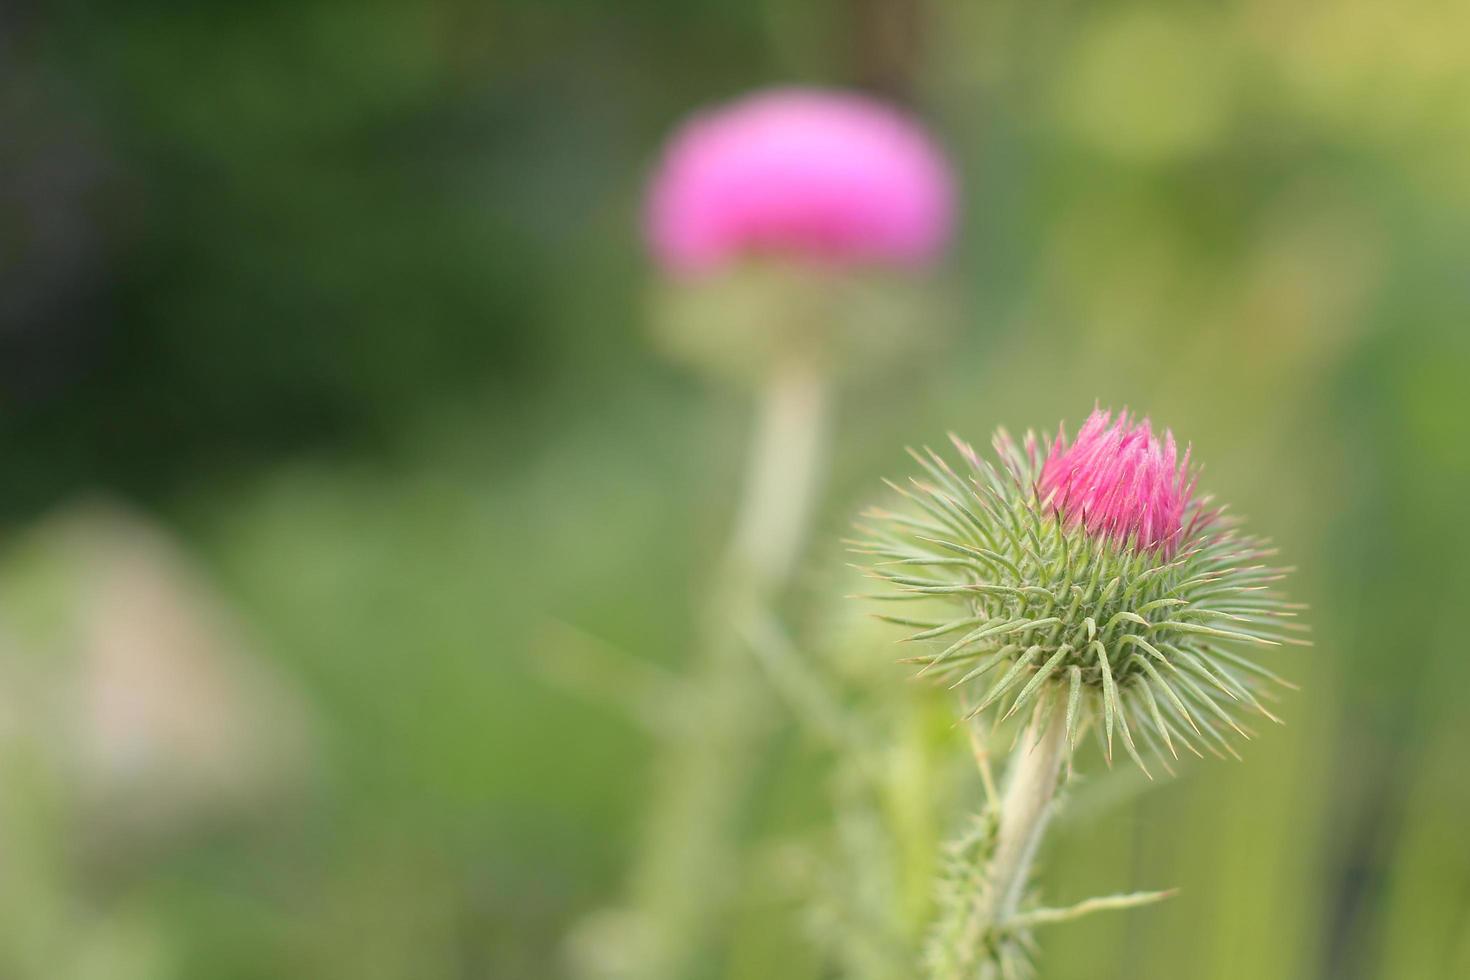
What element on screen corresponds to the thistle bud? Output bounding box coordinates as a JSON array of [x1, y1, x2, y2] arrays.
[[643, 88, 957, 381], [857, 408, 1305, 774], [646, 88, 955, 275]]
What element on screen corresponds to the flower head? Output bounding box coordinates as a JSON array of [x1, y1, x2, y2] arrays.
[[855, 409, 1306, 776], [645, 88, 955, 275], [1039, 409, 1196, 556]]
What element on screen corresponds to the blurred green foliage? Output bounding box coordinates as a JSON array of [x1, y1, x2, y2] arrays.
[[1, 0, 1469, 978]]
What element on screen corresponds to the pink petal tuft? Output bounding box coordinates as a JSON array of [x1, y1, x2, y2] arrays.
[[1038, 409, 1197, 555], [645, 88, 956, 275]]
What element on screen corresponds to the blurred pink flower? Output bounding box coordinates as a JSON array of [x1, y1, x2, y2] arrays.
[[646, 88, 955, 275], [1039, 409, 1197, 555]]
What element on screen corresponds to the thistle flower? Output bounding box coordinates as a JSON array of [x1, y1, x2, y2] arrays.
[[645, 88, 955, 275], [1039, 410, 1194, 557], [857, 408, 1305, 775]]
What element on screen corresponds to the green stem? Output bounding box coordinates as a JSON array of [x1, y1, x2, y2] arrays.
[[988, 702, 1070, 924], [727, 357, 830, 589], [932, 697, 1071, 980], [608, 358, 830, 980]]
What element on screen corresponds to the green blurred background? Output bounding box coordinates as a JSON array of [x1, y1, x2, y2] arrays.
[[2, 1, 1469, 977]]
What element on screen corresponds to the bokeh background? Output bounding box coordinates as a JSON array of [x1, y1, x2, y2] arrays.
[[3, 1, 1469, 978]]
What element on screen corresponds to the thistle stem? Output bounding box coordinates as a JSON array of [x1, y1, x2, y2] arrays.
[[610, 357, 829, 980], [729, 357, 830, 589], [940, 696, 1070, 980], [988, 701, 1070, 924]]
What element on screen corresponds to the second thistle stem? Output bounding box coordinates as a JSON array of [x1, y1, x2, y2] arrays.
[[613, 357, 829, 980], [728, 356, 829, 589]]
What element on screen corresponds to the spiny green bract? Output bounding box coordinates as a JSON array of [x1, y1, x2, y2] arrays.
[[853, 429, 1306, 776]]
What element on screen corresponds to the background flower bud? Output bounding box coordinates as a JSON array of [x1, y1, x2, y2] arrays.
[[646, 89, 955, 275]]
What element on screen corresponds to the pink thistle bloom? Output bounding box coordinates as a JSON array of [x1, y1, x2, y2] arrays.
[[1038, 409, 1198, 555], [645, 88, 956, 275]]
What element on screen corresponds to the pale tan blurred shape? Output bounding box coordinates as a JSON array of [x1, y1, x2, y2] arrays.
[[39, 501, 315, 839]]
